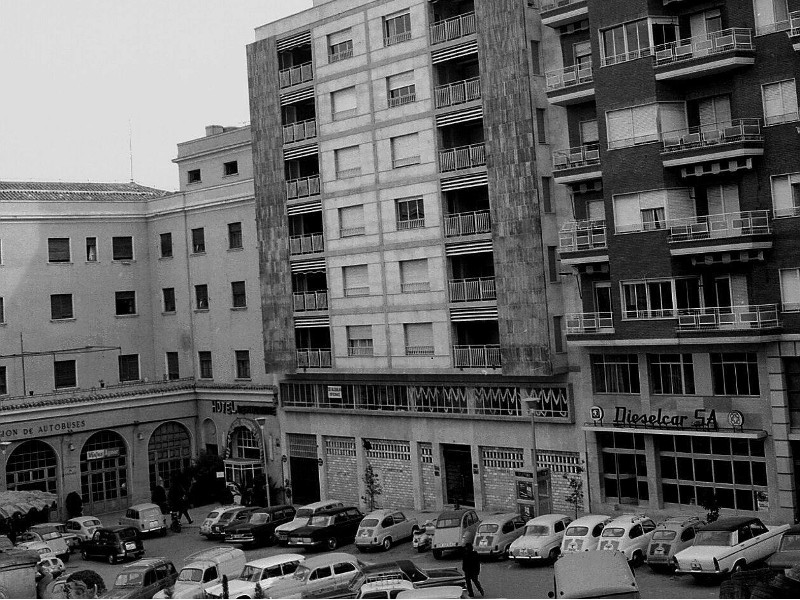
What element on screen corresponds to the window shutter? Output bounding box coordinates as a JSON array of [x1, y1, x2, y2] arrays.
[[400, 259, 428, 283], [348, 325, 372, 340], [339, 205, 364, 230], [763, 82, 785, 122], [588, 200, 605, 221], [344, 264, 369, 288], [391, 133, 420, 167], [335, 145, 361, 175], [388, 71, 414, 90], [405, 323, 433, 347], [580, 120, 599, 144], [772, 174, 800, 214], [638, 190, 666, 210], [666, 188, 695, 220], [332, 86, 357, 115], [658, 103, 687, 137], [631, 104, 659, 144], [781, 269, 800, 309], [606, 109, 634, 148], [613, 193, 641, 232], [328, 29, 352, 46], [781, 80, 799, 118]]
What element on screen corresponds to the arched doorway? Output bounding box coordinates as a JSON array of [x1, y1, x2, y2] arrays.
[[80, 431, 129, 515], [6, 440, 58, 494], [224, 422, 263, 493], [148, 422, 192, 492]]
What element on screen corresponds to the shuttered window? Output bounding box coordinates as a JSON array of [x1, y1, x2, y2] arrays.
[[343, 264, 369, 296], [762, 80, 799, 125], [400, 259, 429, 293], [347, 325, 373, 356], [613, 194, 642, 233], [339, 205, 365, 237], [658, 103, 687, 139], [54, 360, 77, 389], [404, 323, 434, 355], [698, 96, 731, 130], [50, 294, 74, 320], [335, 145, 361, 178], [771, 173, 800, 217], [753, 0, 790, 33], [328, 29, 353, 62], [387, 71, 416, 106], [118, 354, 140, 382], [580, 120, 599, 145], [607, 104, 659, 149], [331, 86, 357, 120], [706, 183, 740, 215], [781, 269, 800, 312], [391, 133, 420, 168], [112, 236, 133, 260], [48, 238, 71, 263]]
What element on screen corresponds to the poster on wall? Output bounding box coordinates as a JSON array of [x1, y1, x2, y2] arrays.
[[756, 490, 769, 511]]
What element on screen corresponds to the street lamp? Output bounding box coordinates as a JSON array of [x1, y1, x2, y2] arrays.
[[254, 418, 271, 508]]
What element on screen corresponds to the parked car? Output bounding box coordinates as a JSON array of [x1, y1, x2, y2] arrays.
[[37, 556, 65, 579], [31, 523, 80, 554], [412, 520, 436, 553], [551, 550, 640, 599], [431, 509, 480, 559], [646, 515, 705, 572], [474, 513, 527, 559], [275, 500, 344, 545], [396, 587, 465, 599], [224, 505, 297, 547], [288, 506, 364, 551], [205, 553, 305, 599], [200, 505, 241, 538], [208, 506, 262, 540], [767, 524, 800, 570], [560, 515, 611, 555], [65, 516, 103, 544], [597, 514, 657, 566], [119, 503, 168, 537], [80, 526, 144, 564], [355, 559, 466, 591], [104, 557, 178, 599], [356, 578, 414, 599], [509, 513, 571, 563], [674, 516, 789, 578], [263, 552, 365, 599], [153, 546, 247, 599], [17, 527, 70, 562], [355, 509, 419, 552]]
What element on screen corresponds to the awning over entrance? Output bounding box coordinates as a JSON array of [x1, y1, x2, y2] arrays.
[[0, 490, 58, 518]]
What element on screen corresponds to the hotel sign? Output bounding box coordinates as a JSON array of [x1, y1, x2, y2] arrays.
[[592, 406, 733, 431]]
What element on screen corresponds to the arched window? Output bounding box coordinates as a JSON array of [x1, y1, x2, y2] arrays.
[[148, 422, 192, 491], [6, 440, 58, 494], [80, 431, 128, 513]]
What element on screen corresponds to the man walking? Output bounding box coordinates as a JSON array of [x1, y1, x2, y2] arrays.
[[462, 542, 484, 598]]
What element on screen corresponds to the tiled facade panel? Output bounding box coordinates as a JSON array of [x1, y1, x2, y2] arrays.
[[325, 437, 360, 506], [480, 446, 522, 511], [368, 456, 415, 509], [420, 442, 437, 511]]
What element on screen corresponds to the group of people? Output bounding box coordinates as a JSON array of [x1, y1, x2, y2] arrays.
[[150, 478, 193, 524]]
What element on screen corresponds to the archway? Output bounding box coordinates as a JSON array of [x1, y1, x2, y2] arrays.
[[224, 423, 263, 494], [6, 440, 58, 495], [148, 422, 192, 492], [80, 431, 129, 515]]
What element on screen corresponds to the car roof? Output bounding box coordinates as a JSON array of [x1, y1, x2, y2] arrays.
[[657, 516, 704, 529], [128, 503, 161, 511], [478, 512, 521, 524], [437, 509, 473, 519], [363, 509, 399, 519], [701, 517, 759, 531], [525, 513, 570, 525], [300, 500, 344, 510], [301, 552, 359, 568], [605, 514, 652, 526], [316, 506, 358, 516], [246, 553, 305, 568], [566, 515, 610, 527], [554, 551, 638, 598], [254, 504, 294, 514], [121, 557, 172, 570]]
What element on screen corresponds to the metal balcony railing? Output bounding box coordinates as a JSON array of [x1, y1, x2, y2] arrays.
[[282, 119, 317, 144], [791, 11, 800, 37], [286, 175, 320, 200], [430, 12, 477, 45], [453, 345, 501, 368], [444, 210, 491, 237], [289, 233, 324, 256], [559, 220, 607, 252], [541, 0, 586, 11], [388, 91, 416, 108], [565, 312, 614, 334], [676, 305, 780, 331], [385, 30, 412, 46], [653, 28, 754, 66], [293, 291, 329, 312], [545, 62, 593, 91], [397, 218, 425, 230], [661, 118, 762, 152], [552, 145, 600, 171], [297, 349, 332, 368], [668, 210, 771, 242], [329, 47, 354, 63], [448, 278, 497, 302], [434, 77, 482, 109], [405, 346, 434, 356], [439, 143, 486, 172], [279, 62, 314, 89], [348, 345, 374, 357]]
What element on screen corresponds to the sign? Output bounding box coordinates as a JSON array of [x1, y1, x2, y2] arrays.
[[216, 471, 225, 479], [237, 405, 276, 416], [327, 385, 342, 399], [609, 406, 719, 430], [728, 410, 744, 428], [211, 400, 237, 415], [0, 418, 88, 441], [86, 448, 119, 460], [590, 406, 604, 421]]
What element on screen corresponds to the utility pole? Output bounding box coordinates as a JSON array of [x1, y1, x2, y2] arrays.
[[256, 418, 271, 507]]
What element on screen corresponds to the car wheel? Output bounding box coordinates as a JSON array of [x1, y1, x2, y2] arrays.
[[732, 560, 746, 574], [382, 537, 392, 551], [326, 537, 339, 551], [549, 548, 560, 563], [630, 550, 644, 568], [432, 549, 443, 560], [107, 554, 116, 565]]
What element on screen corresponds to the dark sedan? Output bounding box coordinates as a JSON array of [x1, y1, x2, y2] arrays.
[[767, 524, 800, 570], [208, 506, 262, 540], [223, 504, 296, 546], [288, 506, 363, 551], [355, 559, 466, 591]]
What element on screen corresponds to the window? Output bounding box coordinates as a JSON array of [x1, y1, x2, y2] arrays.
[[580, 119, 599, 146], [231, 281, 247, 308], [0, 298, 4, 324], [54, 360, 77, 389], [762, 80, 799, 125], [166, 352, 179, 380], [391, 133, 420, 168], [339, 205, 365, 237], [112, 236, 133, 261], [547, 246, 559, 283], [115, 291, 137, 316], [163, 288, 176, 313], [601, 19, 652, 66], [328, 29, 353, 63], [711, 352, 760, 396], [553, 316, 564, 354], [591, 354, 640, 394], [227, 222, 243, 250], [621, 278, 700, 319], [347, 325, 374, 356], [613, 188, 692, 233], [188, 169, 201, 184], [235, 350, 251, 379], [387, 72, 416, 107], [536, 109, 547, 144], [85, 237, 97, 262], [599, 432, 648, 504], [607, 104, 655, 149], [0, 366, 6, 395], [160, 233, 173, 258], [384, 12, 411, 45], [541, 177, 553, 213], [118, 354, 140, 382], [753, 0, 790, 34], [771, 172, 800, 217], [191, 228, 206, 253], [223, 160, 239, 176], [574, 40, 592, 67], [199, 352, 213, 379], [400, 259, 430, 293], [343, 264, 369, 297], [335, 145, 361, 179], [50, 294, 74, 320], [331, 86, 357, 120], [781, 269, 800, 311], [195, 285, 209, 310], [649, 354, 695, 395], [786, 358, 800, 427], [530, 40, 541, 75], [396, 197, 425, 230], [48, 238, 70, 263]]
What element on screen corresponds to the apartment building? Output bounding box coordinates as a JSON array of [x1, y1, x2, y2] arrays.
[[247, 0, 583, 513], [549, 0, 800, 522]]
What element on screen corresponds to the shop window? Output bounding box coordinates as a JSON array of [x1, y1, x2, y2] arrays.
[[649, 353, 695, 395], [591, 354, 640, 394], [112, 236, 133, 261], [711, 352, 760, 396], [6, 440, 58, 494], [160, 232, 173, 258], [598, 432, 648, 504], [148, 422, 191, 491]]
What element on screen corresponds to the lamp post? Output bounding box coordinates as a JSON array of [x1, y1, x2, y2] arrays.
[[255, 418, 271, 508]]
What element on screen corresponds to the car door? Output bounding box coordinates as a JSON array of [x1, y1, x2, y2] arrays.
[[143, 569, 158, 598], [307, 565, 335, 598], [748, 521, 770, 560], [333, 561, 360, 593], [381, 515, 395, 542], [391, 512, 409, 540]]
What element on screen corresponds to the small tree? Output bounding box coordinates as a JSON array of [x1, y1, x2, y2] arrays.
[[563, 463, 585, 520], [701, 490, 720, 523], [65, 491, 83, 519], [362, 464, 383, 511]]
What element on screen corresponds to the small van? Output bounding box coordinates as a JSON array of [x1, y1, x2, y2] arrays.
[[107, 557, 178, 599], [432, 509, 480, 559], [119, 503, 168, 537], [275, 499, 344, 545], [153, 546, 247, 599]]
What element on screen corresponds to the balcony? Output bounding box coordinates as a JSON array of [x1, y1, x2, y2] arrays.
[[676, 305, 780, 332], [558, 220, 609, 266], [434, 77, 481, 109], [661, 119, 764, 172], [444, 210, 491, 237], [289, 233, 324, 256], [565, 312, 614, 335], [552, 145, 601, 185], [279, 62, 313, 89], [286, 175, 321, 200], [540, 0, 588, 28], [439, 143, 486, 173], [296, 349, 332, 368], [668, 210, 772, 258], [453, 345, 501, 368], [282, 119, 317, 144], [293, 291, 329, 312], [430, 13, 476, 45], [448, 277, 496, 302], [789, 12, 800, 51], [653, 28, 755, 81], [545, 63, 594, 106]]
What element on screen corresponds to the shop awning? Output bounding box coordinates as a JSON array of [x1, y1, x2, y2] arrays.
[[0, 490, 57, 519], [581, 424, 767, 439]]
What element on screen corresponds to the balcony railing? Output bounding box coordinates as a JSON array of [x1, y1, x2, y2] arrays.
[[286, 175, 321, 200], [282, 119, 317, 144], [430, 12, 477, 45], [434, 77, 482, 109], [289, 233, 324, 256], [661, 118, 762, 152], [559, 220, 607, 252], [545, 62, 593, 91], [279, 62, 314, 89], [565, 312, 614, 334], [553, 145, 600, 171], [668, 210, 772, 242], [791, 11, 800, 37], [449, 278, 497, 302], [444, 210, 491, 237], [676, 305, 780, 331], [406, 346, 435, 356], [453, 345, 501, 368], [385, 30, 412, 46], [293, 291, 329, 312], [329, 47, 354, 63], [541, 0, 585, 11], [439, 143, 486, 172], [297, 349, 332, 368], [653, 28, 754, 66], [348, 345, 374, 357]]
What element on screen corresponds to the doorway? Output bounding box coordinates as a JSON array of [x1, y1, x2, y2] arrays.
[[287, 434, 321, 505], [442, 444, 475, 507]]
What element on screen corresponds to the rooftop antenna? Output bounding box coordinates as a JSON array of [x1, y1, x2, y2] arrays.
[[128, 119, 134, 183]]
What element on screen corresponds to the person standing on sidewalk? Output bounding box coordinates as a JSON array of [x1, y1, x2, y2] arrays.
[[462, 542, 485, 598]]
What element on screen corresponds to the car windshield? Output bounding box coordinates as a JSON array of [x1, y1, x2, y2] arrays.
[[309, 516, 333, 526], [207, 511, 220, 520], [695, 531, 733, 546], [780, 534, 800, 551], [652, 530, 677, 541], [296, 508, 313, 519], [436, 518, 459, 528], [218, 512, 235, 523], [250, 513, 270, 525], [84, 519, 101, 527], [292, 565, 311, 581], [114, 572, 144, 588], [178, 568, 203, 582], [478, 524, 499, 534], [525, 525, 549, 536], [601, 528, 625, 538], [361, 519, 379, 528], [241, 565, 265, 582], [565, 526, 588, 537]]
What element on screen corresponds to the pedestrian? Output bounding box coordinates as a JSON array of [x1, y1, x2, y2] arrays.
[[461, 542, 484, 598], [177, 482, 193, 524], [151, 479, 168, 515]]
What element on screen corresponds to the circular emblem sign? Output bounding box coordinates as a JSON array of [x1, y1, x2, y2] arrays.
[[590, 406, 604, 421], [728, 410, 744, 427]]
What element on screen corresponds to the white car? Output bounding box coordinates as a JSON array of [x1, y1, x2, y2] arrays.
[[205, 554, 305, 599], [357, 578, 414, 599], [200, 505, 242, 538], [37, 556, 65, 578], [560, 514, 611, 554], [508, 513, 571, 563], [355, 509, 419, 551], [596, 514, 656, 565], [65, 516, 103, 543], [274, 499, 343, 545]]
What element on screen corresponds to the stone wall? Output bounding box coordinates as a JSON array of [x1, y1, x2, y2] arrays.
[[366, 440, 414, 509], [420, 442, 437, 511], [325, 437, 359, 505], [481, 446, 524, 511]]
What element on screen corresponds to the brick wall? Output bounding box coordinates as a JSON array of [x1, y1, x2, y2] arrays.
[[420, 443, 437, 510], [539, 450, 583, 517], [366, 440, 414, 509], [481, 447, 524, 511], [325, 437, 359, 505]]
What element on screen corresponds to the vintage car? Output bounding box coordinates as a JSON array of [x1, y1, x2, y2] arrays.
[[224, 505, 297, 546], [204, 553, 305, 599], [509, 513, 571, 563], [355, 509, 419, 551], [597, 514, 657, 565], [473, 513, 526, 558], [65, 516, 103, 543], [200, 505, 242, 538], [104, 557, 178, 599], [31, 523, 80, 554], [356, 578, 415, 599], [560, 515, 611, 555], [551, 550, 640, 599], [431, 509, 480, 559], [80, 526, 144, 564], [119, 503, 168, 537], [37, 555, 65, 579], [263, 552, 365, 599], [767, 524, 800, 570], [674, 517, 790, 578], [275, 500, 344, 545], [646, 515, 705, 572], [355, 559, 466, 591], [153, 546, 247, 599], [17, 528, 70, 563], [208, 506, 263, 540], [288, 506, 364, 551]]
